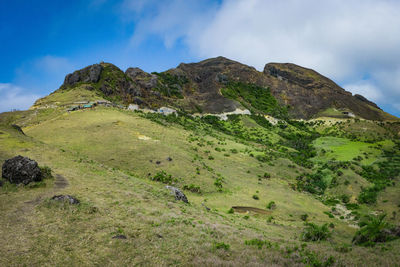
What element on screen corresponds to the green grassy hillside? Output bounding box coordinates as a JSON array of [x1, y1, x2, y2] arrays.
[[1, 106, 400, 266]]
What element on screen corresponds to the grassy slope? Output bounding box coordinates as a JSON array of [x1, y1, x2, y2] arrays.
[[31, 86, 106, 108], [0, 107, 399, 266]]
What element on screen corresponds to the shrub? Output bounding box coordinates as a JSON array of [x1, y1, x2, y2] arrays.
[[345, 203, 359, 210], [300, 214, 309, 221], [40, 166, 53, 179], [252, 194, 259, 200], [358, 186, 380, 204], [227, 208, 234, 214], [263, 172, 271, 178], [208, 156, 214, 160], [324, 211, 334, 218], [244, 239, 272, 249], [230, 148, 238, 154], [183, 184, 201, 193], [214, 178, 223, 190], [301, 223, 331, 242], [151, 171, 176, 184], [341, 194, 350, 204], [267, 201, 276, 210], [214, 242, 230, 250], [352, 214, 396, 246], [256, 154, 268, 162]]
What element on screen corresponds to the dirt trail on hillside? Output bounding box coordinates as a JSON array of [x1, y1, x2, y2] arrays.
[[232, 206, 271, 215], [21, 174, 69, 211], [54, 174, 68, 190]]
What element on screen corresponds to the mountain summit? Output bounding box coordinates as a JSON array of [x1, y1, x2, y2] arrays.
[[33, 57, 397, 121]]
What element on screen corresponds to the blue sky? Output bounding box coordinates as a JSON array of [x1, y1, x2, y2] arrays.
[[1, 0, 399, 117]]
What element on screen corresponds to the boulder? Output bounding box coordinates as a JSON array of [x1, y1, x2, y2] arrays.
[[165, 185, 188, 203], [51, 195, 80, 205], [2, 155, 42, 185]]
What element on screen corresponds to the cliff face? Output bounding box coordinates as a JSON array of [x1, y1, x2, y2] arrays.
[[39, 57, 396, 121], [262, 63, 386, 120]]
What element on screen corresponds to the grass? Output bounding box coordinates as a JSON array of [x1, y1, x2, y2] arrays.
[[313, 136, 386, 164], [0, 106, 399, 265]]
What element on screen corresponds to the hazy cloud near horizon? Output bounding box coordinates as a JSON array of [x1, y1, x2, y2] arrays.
[[130, 0, 400, 113], [0, 83, 40, 112]]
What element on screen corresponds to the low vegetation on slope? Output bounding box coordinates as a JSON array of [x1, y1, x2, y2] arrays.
[[0, 105, 400, 266]]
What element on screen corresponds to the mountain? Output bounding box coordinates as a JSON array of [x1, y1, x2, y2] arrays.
[[32, 57, 397, 121], [2, 57, 400, 266]]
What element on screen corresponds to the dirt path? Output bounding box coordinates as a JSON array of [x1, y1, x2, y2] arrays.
[[21, 174, 69, 210], [54, 174, 68, 190], [232, 206, 271, 215]]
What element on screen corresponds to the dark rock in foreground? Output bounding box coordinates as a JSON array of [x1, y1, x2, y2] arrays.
[[165, 185, 188, 203], [51, 195, 80, 205], [2, 155, 42, 185]]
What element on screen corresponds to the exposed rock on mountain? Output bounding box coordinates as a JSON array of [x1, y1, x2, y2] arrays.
[[262, 63, 386, 120], [63, 64, 103, 87]]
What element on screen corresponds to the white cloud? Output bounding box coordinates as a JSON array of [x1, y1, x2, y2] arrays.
[[123, 0, 219, 48], [0, 83, 41, 112], [126, 0, 400, 113], [343, 81, 383, 102], [14, 55, 75, 93]]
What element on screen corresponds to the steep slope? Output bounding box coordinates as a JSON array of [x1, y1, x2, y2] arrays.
[[32, 57, 397, 121], [263, 63, 395, 120]]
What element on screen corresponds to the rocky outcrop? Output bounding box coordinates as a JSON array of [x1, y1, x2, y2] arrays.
[[262, 63, 386, 120], [354, 94, 381, 110], [63, 64, 103, 87], [2, 155, 42, 185], [51, 195, 80, 204], [165, 185, 188, 203]]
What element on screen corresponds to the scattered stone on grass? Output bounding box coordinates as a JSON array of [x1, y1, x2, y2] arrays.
[[2, 155, 42, 185], [165, 185, 188, 203], [51, 195, 80, 205], [202, 202, 211, 211], [156, 233, 163, 238]]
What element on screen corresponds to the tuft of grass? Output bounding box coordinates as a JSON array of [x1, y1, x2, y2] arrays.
[[214, 242, 230, 251], [266, 201, 276, 210]]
